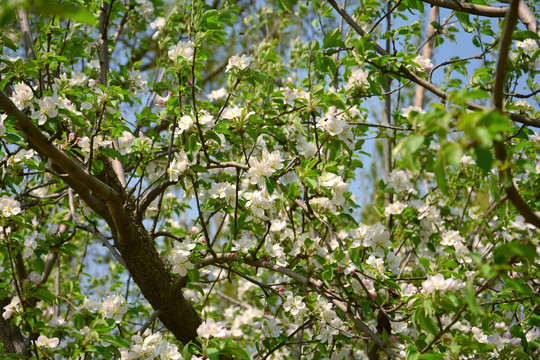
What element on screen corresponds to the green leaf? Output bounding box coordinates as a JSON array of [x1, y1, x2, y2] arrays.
[[265, 176, 277, 194], [205, 130, 222, 146], [465, 280, 481, 315], [221, 341, 251, 360], [418, 257, 431, 269], [100, 335, 130, 349], [473, 146, 493, 172], [276, 0, 295, 13], [322, 28, 345, 49], [493, 243, 538, 264], [34, 1, 97, 25], [405, 135, 425, 153], [455, 12, 473, 33], [207, 347, 219, 360], [434, 158, 448, 195], [32, 287, 56, 303]]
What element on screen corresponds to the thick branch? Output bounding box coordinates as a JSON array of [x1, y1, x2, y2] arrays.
[[420, 0, 507, 17], [492, 0, 540, 229], [414, 6, 438, 108], [16, 7, 36, 60], [0, 298, 30, 356]]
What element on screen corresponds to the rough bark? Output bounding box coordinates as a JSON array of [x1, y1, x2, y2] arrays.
[[0, 89, 203, 348], [0, 298, 31, 357]]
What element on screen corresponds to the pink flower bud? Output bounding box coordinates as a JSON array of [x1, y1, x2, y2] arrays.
[[231, 253, 236, 258], [246, 100, 251, 105], [350, 269, 356, 275], [190, 226, 199, 235], [304, 291, 309, 296], [279, 287, 284, 292], [68, 132, 75, 141], [337, 266, 343, 272], [188, 80, 193, 87], [200, 238, 206, 243]]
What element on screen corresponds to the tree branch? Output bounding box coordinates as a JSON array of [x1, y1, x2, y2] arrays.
[[420, 0, 508, 17], [492, 0, 540, 229]]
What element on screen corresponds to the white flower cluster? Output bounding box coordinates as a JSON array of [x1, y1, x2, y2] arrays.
[[30, 93, 58, 125], [78, 135, 112, 161], [117, 131, 136, 155], [6, 148, 35, 168], [318, 171, 349, 207], [516, 39, 537, 56], [422, 273, 464, 294], [150, 17, 166, 40], [2, 296, 20, 319], [36, 334, 60, 349], [167, 151, 192, 182], [401, 105, 425, 120], [208, 182, 236, 203], [247, 149, 283, 186], [83, 294, 128, 323], [413, 55, 433, 72], [315, 295, 346, 344], [207, 87, 227, 101], [22, 230, 44, 259], [168, 40, 194, 62], [243, 188, 278, 218], [282, 291, 306, 316], [316, 107, 354, 148], [345, 67, 369, 91], [351, 223, 390, 256], [441, 230, 471, 264], [225, 54, 253, 72], [388, 169, 417, 194], [0, 195, 21, 217], [221, 105, 254, 121], [197, 318, 231, 339], [120, 330, 183, 360], [135, 0, 154, 17], [512, 38, 539, 68], [11, 82, 34, 110], [171, 239, 196, 276], [384, 201, 407, 216], [232, 237, 255, 254]]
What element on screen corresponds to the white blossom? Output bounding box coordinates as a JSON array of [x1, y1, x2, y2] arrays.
[[283, 292, 306, 316], [197, 318, 231, 339], [0, 195, 21, 217], [168, 40, 194, 62], [207, 87, 227, 100], [225, 54, 253, 72], [36, 335, 60, 348], [413, 55, 433, 72], [101, 294, 128, 323]]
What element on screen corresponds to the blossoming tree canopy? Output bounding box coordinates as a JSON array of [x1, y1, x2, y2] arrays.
[[0, 0, 539, 359]]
